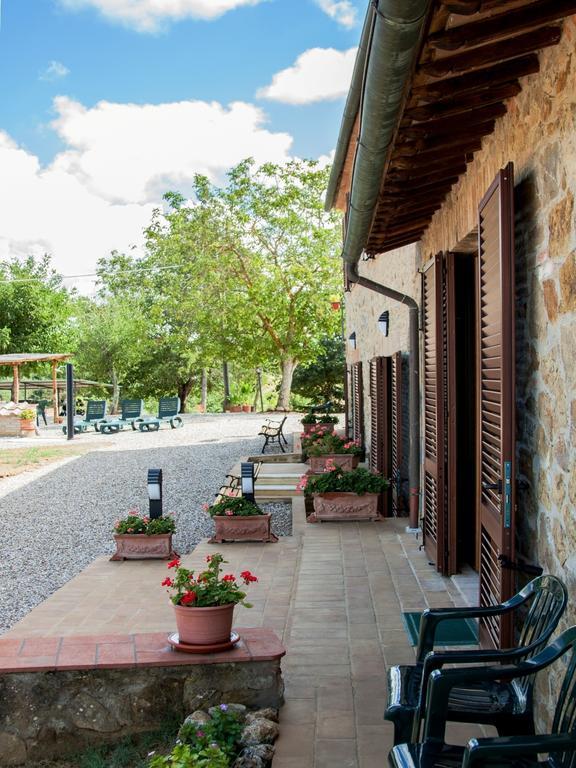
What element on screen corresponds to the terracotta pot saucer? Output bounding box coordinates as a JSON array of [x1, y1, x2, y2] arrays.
[[167, 631, 240, 654]]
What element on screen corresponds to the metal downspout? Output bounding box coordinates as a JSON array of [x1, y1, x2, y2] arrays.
[[346, 262, 420, 530]]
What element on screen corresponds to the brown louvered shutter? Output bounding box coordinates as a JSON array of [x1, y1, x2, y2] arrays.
[[351, 362, 364, 445], [422, 255, 447, 571], [369, 356, 391, 516], [390, 351, 404, 515], [477, 163, 516, 648]]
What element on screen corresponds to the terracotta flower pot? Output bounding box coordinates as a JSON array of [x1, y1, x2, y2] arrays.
[[309, 492, 379, 522], [230, 405, 242, 413], [110, 533, 178, 561], [308, 454, 358, 473], [241, 404, 251, 413], [173, 603, 235, 645], [20, 419, 36, 433], [302, 423, 317, 435], [209, 514, 278, 543]]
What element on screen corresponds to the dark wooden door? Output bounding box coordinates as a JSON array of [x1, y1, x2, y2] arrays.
[[422, 255, 447, 570], [390, 351, 404, 516], [351, 361, 364, 445], [477, 163, 516, 648], [369, 356, 391, 517]]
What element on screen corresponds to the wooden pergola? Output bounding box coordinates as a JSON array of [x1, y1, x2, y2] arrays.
[[0, 353, 72, 424]]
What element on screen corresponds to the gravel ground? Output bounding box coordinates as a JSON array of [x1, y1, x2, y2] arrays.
[[0, 413, 301, 634]]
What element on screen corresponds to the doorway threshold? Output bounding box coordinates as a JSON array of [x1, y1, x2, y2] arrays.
[[450, 566, 479, 607]]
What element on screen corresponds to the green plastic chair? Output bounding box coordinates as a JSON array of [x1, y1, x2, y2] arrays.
[[62, 400, 107, 434], [388, 625, 576, 768]]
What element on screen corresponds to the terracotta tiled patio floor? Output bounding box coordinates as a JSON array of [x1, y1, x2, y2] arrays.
[[5, 498, 488, 767]]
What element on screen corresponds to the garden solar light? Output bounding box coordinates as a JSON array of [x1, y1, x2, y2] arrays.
[[241, 462, 255, 502], [147, 468, 163, 519]]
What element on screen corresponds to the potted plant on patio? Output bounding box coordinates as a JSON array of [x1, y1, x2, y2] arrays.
[[298, 465, 389, 522], [206, 496, 278, 543], [19, 408, 36, 434], [110, 508, 178, 561], [303, 430, 362, 472], [162, 553, 258, 645], [300, 411, 318, 434]]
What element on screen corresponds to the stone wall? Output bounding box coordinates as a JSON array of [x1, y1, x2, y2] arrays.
[[344, 244, 420, 476]]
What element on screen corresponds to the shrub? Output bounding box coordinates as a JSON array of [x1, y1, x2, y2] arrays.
[[298, 466, 389, 496]]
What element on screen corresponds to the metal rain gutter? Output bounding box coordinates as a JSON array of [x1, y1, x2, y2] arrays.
[[338, 0, 431, 529]]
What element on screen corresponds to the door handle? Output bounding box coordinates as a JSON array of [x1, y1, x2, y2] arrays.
[[482, 480, 502, 493]]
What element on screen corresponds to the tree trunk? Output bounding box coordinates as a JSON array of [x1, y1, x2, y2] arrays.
[[178, 378, 194, 413], [276, 357, 296, 411], [111, 367, 120, 414], [222, 361, 230, 411], [201, 368, 208, 411]]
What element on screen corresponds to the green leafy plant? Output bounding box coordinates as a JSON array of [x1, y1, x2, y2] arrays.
[[178, 704, 243, 761], [149, 742, 229, 768], [162, 552, 258, 607], [114, 509, 176, 535], [19, 408, 36, 420], [298, 465, 390, 496], [300, 412, 317, 425], [318, 414, 338, 424], [204, 496, 263, 517], [304, 431, 361, 457]]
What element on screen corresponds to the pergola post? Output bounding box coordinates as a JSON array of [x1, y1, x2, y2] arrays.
[[12, 364, 19, 403], [52, 361, 59, 424]]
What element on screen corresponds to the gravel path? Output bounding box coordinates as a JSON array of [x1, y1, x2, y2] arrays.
[[0, 413, 301, 634]]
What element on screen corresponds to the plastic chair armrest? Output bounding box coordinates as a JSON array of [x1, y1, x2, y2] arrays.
[[463, 734, 576, 768]]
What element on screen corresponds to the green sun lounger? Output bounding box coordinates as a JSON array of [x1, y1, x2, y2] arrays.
[[138, 397, 184, 431], [62, 400, 107, 434]]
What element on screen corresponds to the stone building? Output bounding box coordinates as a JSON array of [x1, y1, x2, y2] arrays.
[[327, 0, 576, 648]]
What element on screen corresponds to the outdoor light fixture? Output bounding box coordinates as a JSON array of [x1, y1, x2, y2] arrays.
[[348, 332, 357, 350], [241, 462, 256, 502], [378, 311, 390, 337], [147, 468, 163, 519]]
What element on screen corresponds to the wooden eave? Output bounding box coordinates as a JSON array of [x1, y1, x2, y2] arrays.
[[364, 0, 576, 256]]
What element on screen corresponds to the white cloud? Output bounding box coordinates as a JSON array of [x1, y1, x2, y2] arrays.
[[58, 0, 263, 32], [0, 96, 294, 285], [257, 47, 356, 105], [39, 61, 70, 82], [314, 0, 357, 28]]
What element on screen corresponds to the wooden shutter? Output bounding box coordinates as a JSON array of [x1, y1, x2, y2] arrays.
[[390, 351, 404, 515], [369, 356, 391, 516], [477, 163, 516, 648], [351, 362, 364, 445], [422, 255, 448, 571]]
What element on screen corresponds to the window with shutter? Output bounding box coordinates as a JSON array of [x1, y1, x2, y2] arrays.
[[369, 356, 391, 517], [477, 163, 516, 649]]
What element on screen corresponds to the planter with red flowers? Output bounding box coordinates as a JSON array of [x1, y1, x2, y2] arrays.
[[162, 553, 258, 647], [302, 429, 362, 473], [206, 496, 278, 544], [298, 465, 389, 523], [110, 509, 178, 561]]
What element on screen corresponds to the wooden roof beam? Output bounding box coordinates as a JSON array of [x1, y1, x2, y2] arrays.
[[392, 143, 479, 168], [412, 55, 540, 100], [404, 104, 506, 137], [422, 25, 562, 77], [406, 82, 521, 122], [440, 0, 480, 14], [430, 0, 576, 52], [388, 161, 467, 182], [385, 175, 461, 194], [394, 130, 494, 157]]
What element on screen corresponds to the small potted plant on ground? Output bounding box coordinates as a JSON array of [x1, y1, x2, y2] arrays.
[[300, 412, 318, 435], [206, 496, 278, 543], [298, 465, 389, 522], [317, 413, 339, 426], [111, 508, 178, 561], [303, 430, 362, 472], [19, 408, 36, 435], [162, 553, 258, 645]]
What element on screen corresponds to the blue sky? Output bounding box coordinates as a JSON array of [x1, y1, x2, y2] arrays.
[[0, 0, 362, 287]]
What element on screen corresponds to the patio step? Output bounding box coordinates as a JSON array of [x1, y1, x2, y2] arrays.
[[255, 484, 299, 500]]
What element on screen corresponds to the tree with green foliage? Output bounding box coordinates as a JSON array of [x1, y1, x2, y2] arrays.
[[291, 335, 345, 406]]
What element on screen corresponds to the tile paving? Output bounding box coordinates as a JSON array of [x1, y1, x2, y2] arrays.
[[4, 493, 488, 767]]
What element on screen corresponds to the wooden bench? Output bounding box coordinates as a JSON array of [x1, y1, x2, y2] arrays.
[[258, 416, 289, 453], [214, 464, 262, 503]]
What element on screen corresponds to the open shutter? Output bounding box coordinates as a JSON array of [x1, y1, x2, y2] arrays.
[[351, 362, 364, 445], [477, 163, 516, 648], [422, 255, 448, 571], [391, 351, 404, 515], [369, 356, 391, 516]]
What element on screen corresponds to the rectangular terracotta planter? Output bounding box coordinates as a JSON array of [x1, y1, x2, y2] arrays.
[[308, 454, 359, 473], [309, 492, 379, 522], [209, 514, 278, 543], [110, 533, 178, 561]]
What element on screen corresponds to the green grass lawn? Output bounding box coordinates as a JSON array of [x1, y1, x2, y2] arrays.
[[0, 445, 93, 478]]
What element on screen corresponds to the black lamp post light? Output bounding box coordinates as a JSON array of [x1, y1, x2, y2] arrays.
[[147, 468, 163, 519], [241, 462, 256, 502]]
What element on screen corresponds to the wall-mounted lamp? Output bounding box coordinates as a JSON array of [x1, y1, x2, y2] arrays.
[[348, 332, 357, 350], [147, 468, 163, 519], [241, 462, 256, 502], [378, 311, 390, 337]]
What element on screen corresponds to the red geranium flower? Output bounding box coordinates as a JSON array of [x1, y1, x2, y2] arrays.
[[222, 574, 236, 582], [181, 591, 197, 605], [161, 577, 173, 587], [205, 555, 212, 562], [240, 570, 258, 583], [167, 558, 181, 569]]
